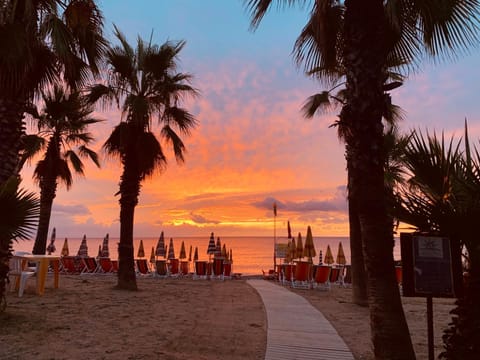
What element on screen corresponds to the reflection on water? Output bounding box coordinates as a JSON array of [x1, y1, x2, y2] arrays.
[[13, 236, 401, 275]]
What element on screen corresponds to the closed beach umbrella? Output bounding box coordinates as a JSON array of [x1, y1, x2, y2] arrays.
[[207, 232, 216, 260], [215, 237, 222, 257], [194, 246, 199, 261], [336, 241, 347, 265], [61, 238, 69, 256], [287, 220, 292, 239], [222, 243, 227, 258], [101, 233, 110, 258], [188, 245, 192, 262], [155, 232, 166, 258], [303, 226, 316, 263], [229, 249, 233, 263], [137, 239, 145, 258], [284, 240, 292, 263], [46, 227, 56, 255], [318, 250, 323, 265], [168, 238, 175, 259], [290, 238, 296, 260], [179, 241, 186, 259], [77, 234, 88, 257], [97, 244, 102, 258], [150, 246, 156, 264], [296, 233, 304, 261], [324, 245, 334, 265]]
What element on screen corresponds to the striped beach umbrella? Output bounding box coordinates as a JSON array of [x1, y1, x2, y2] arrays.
[[155, 232, 166, 258], [167, 238, 175, 259], [215, 237, 222, 257], [77, 235, 88, 257], [61, 238, 69, 257], [207, 232, 216, 261], [46, 228, 56, 255], [100, 233, 110, 258], [137, 239, 145, 258]]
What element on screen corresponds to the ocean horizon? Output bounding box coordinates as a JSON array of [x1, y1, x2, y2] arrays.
[[13, 236, 402, 275]]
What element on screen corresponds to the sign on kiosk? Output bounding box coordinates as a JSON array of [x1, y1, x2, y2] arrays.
[[400, 233, 463, 298]]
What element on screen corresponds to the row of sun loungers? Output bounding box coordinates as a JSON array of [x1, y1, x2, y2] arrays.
[[272, 263, 352, 290], [58, 256, 233, 280]]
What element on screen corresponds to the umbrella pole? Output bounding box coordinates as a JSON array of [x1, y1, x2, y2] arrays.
[[273, 207, 277, 272]]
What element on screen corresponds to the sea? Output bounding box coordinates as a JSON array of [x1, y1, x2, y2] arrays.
[[12, 236, 402, 276]]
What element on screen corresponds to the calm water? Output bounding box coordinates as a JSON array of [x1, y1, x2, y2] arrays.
[[13, 236, 401, 275]]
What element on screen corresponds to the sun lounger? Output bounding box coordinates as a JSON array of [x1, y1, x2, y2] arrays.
[[292, 261, 312, 289], [211, 258, 224, 280], [180, 261, 189, 276], [60, 256, 82, 274], [98, 258, 115, 274], [154, 260, 168, 278], [81, 257, 100, 274], [193, 260, 208, 280], [329, 266, 342, 285], [135, 259, 151, 276], [168, 259, 180, 277], [262, 269, 276, 280], [313, 265, 331, 291], [223, 262, 232, 279]]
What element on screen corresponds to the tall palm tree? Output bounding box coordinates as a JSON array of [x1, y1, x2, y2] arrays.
[[23, 85, 101, 255], [396, 125, 480, 358], [0, 0, 106, 185], [244, 0, 480, 358], [0, 177, 39, 313], [87, 27, 199, 290]]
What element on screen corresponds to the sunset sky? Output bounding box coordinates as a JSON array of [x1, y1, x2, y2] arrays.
[[19, 1, 480, 239]]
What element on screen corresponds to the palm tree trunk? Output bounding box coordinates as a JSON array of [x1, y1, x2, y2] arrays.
[[0, 98, 25, 184], [348, 174, 368, 306], [116, 158, 140, 291], [32, 177, 57, 255], [342, 0, 415, 358]]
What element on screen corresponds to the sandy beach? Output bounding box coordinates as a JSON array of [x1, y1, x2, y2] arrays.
[[1, 274, 455, 359]]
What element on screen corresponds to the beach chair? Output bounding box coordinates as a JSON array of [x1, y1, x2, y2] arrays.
[[343, 265, 352, 287], [154, 260, 168, 278], [81, 257, 100, 274], [262, 269, 276, 280], [223, 262, 232, 279], [292, 261, 312, 289], [180, 261, 190, 276], [281, 264, 295, 286], [136, 259, 151, 276], [193, 260, 208, 280], [98, 258, 115, 274], [8, 256, 36, 297], [313, 265, 331, 291], [329, 267, 341, 285], [111, 260, 119, 273], [211, 258, 224, 280], [168, 259, 180, 277], [60, 256, 83, 274]]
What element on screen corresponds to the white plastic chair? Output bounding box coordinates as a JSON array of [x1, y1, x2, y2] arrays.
[[9, 256, 36, 297]]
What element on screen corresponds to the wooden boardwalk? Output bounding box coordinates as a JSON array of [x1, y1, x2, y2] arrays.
[[247, 279, 355, 360]]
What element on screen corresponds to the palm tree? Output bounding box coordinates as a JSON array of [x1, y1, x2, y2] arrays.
[[87, 26, 199, 290], [396, 125, 480, 358], [23, 85, 101, 255], [0, 177, 39, 313], [244, 0, 480, 358], [0, 0, 107, 186]]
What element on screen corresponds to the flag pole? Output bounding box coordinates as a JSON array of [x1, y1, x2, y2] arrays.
[[273, 202, 277, 272]]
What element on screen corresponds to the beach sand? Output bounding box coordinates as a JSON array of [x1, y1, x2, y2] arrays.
[[1, 275, 455, 359]]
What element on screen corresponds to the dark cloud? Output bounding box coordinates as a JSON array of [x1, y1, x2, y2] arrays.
[[190, 212, 220, 224], [53, 203, 91, 216], [252, 186, 347, 213]]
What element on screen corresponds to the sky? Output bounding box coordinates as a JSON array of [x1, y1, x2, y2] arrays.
[[20, 0, 480, 239]]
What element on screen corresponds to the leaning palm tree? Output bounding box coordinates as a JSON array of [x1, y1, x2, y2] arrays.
[[0, 177, 39, 313], [87, 26, 199, 290], [0, 0, 107, 185], [244, 1, 480, 358], [396, 125, 480, 358], [23, 85, 101, 255]]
